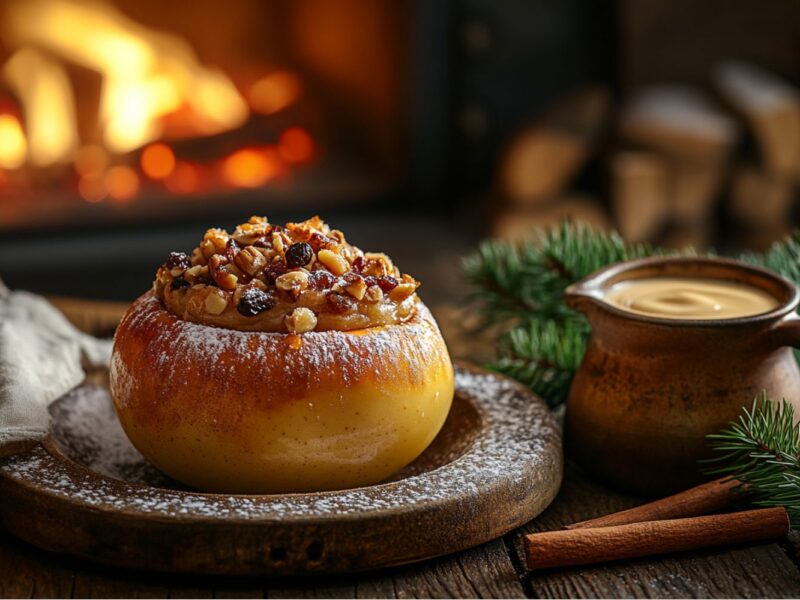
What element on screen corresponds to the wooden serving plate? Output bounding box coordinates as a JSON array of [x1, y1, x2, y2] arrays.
[[0, 363, 562, 576]]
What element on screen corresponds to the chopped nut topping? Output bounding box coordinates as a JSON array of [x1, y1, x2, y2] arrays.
[[204, 228, 229, 253], [234, 246, 267, 276], [365, 285, 383, 303], [271, 231, 285, 255], [209, 255, 238, 290], [389, 282, 416, 302], [344, 273, 367, 300], [232, 222, 267, 245], [186, 264, 208, 279], [317, 249, 348, 276], [155, 216, 419, 332], [285, 307, 317, 333], [190, 247, 206, 266], [204, 289, 229, 315], [275, 270, 309, 292]]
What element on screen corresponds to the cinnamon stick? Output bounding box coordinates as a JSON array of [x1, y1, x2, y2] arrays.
[[525, 507, 789, 571], [566, 477, 743, 530]]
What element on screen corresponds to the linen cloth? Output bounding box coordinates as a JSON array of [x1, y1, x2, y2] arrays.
[[0, 279, 112, 457]]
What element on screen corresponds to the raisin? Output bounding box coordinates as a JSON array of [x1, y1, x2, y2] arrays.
[[377, 276, 398, 292], [327, 291, 356, 314], [170, 277, 190, 290], [309, 232, 329, 250], [308, 270, 336, 290], [352, 256, 366, 273], [237, 288, 277, 317], [285, 242, 313, 268], [364, 275, 378, 288], [164, 252, 190, 270], [341, 271, 363, 285], [263, 258, 287, 284]]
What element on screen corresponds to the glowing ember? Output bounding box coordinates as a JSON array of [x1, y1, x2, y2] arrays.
[[165, 161, 198, 195], [222, 149, 280, 188], [78, 174, 107, 203], [75, 145, 109, 177], [279, 127, 314, 164], [105, 165, 139, 202], [0, 114, 27, 169], [249, 71, 302, 115], [141, 143, 176, 180]]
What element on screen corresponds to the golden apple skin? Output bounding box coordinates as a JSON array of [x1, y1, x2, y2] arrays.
[[110, 293, 454, 493]]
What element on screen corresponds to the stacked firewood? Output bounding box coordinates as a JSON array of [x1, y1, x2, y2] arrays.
[[493, 62, 800, 250]]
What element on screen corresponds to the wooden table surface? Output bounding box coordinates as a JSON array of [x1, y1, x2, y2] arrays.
[[2, 299, 800, 599]]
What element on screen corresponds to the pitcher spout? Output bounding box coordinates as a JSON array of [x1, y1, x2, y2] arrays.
[[564, 283, 604, 314]]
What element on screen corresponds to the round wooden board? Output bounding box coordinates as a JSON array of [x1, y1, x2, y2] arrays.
[[0, 363, 562, 576]]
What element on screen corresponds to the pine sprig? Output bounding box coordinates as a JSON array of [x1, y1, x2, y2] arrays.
[[740, 231, 800, 288], [491, 319, 589, 408], [704, 394, 800, 526]]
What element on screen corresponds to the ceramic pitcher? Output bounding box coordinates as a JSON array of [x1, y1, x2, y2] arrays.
[[564, 256, 800, 496]]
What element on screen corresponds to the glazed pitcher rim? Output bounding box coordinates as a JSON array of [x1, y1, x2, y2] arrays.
[[565, 256, 800, 328]]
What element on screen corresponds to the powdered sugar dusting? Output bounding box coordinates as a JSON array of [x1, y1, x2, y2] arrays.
[[0, 366, 562, 520], [112, 294, 445, 410]]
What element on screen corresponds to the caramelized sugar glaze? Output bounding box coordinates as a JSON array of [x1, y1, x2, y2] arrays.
[[154, 216, 419, 333]]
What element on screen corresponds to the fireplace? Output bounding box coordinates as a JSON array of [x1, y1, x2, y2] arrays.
[[0, 0, 622, 301], [0, 0, 421, 232]]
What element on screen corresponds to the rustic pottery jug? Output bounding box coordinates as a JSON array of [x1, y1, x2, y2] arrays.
[[564, 256, 800, 496]]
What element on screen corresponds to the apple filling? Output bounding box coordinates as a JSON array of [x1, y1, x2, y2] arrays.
[[153, 216, 419, 333]]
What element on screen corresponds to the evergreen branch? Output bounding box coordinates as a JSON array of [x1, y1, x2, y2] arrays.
[[740, 231, 800, 288], [487, 319, 589, 407], [704, 393, 800, 527]]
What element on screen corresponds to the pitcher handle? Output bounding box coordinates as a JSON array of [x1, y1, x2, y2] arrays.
[[769, 314, 800, 349]]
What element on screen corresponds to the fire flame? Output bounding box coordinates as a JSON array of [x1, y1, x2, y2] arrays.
[[0, 0, 315, 209], [2, 0, 248, 157], [4, 48, 78, 166], [0, 113, 26, 169]]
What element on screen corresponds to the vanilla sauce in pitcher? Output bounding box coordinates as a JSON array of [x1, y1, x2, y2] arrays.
[[604, 277, 779, 320]]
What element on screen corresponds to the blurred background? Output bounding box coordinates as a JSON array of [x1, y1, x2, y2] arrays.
[[0, 0, 799, 303]]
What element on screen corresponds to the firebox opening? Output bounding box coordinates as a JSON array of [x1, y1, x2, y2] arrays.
[[0, 0, 411, 232]]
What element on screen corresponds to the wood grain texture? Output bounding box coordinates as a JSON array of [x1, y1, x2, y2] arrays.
[[3, 465, 800, 598], [0, 364, 562, 576]]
